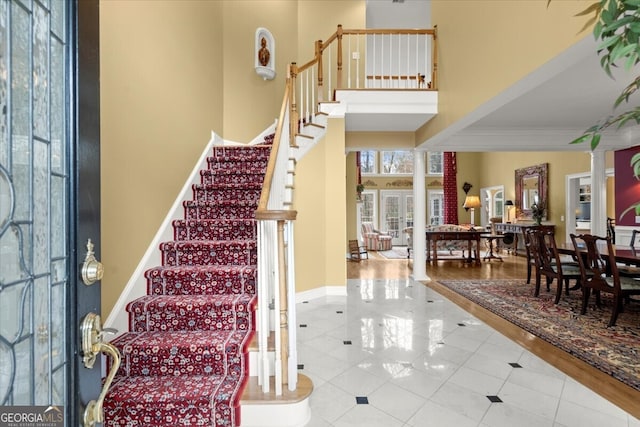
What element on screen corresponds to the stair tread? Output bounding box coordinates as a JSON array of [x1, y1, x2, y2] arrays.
[[107, 374, 231, 403]]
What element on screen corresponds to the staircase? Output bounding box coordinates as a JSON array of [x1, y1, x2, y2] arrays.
[[103, 140, 272, 426]]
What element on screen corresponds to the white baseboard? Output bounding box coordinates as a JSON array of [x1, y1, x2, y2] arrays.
[[295, 285, 347, 303]]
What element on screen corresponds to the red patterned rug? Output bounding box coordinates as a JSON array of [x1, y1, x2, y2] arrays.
[[437, 279, 640, 392]]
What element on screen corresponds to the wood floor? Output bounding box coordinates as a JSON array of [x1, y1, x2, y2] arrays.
[[348, 250, 640, 420]]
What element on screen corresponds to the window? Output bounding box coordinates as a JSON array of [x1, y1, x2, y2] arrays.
[[360, 190, 377, 226], [360, 151, 377, 174], [381, 151, 413, 174], [428, 152, 443, 175], [428, 190, 444, 225]]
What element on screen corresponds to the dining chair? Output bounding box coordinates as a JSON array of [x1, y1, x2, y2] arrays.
[[570, 233, 640, 327], [616, 229, 640, 277], [523, 225, 555, 285], [532, 228, 582, 304]]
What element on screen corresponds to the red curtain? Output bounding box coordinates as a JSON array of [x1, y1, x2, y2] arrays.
[[443, 152, 458, 225]]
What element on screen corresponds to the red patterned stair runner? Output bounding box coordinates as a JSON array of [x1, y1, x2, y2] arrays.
[[103, 140, 272, 426]]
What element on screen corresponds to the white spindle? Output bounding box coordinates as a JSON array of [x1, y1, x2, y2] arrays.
[[286, 221, 298, 391], [258, 221, 270, 392], [415, 33, 419, 87], [312, 68, 315, 116], [272, 220, 282, 396], [371, 33, 375, 88], [425, 33, 430, 85], [305, 71, 309, 125], [327, 45, 332, 101], [347, 35, 352, 89], [356, 34, 360, 88]]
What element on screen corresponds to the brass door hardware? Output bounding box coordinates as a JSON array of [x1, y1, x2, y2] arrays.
[[81, 312, 120, 427]]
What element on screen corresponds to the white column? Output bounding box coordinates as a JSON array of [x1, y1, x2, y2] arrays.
[[412, 151, 430, 281], [590, 150, 607, 237]]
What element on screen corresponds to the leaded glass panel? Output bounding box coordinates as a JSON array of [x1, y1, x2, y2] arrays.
[[0, 0, 69, 409]]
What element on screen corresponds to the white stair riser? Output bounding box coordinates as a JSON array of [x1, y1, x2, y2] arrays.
[[240, 398, 311, 427]]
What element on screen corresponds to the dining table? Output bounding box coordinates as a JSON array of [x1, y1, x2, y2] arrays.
[[556, 242, 640, 267]]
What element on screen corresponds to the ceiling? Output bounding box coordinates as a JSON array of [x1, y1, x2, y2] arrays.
[[419, 35, 640, 153]]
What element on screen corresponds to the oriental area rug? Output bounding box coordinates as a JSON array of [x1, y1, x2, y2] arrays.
[[435, 279, 640, 392]]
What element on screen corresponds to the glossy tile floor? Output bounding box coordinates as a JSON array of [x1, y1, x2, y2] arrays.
[[297, 260, 640, 426]]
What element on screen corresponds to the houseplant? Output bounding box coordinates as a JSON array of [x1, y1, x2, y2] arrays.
[[531, 201, 546, 225]]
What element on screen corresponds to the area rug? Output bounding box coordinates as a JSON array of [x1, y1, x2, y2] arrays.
[[436, 279, 640, 392], [377, 247, 411, 259]]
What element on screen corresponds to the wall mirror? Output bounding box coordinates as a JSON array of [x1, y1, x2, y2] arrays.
[[515, 163, 548, 221]]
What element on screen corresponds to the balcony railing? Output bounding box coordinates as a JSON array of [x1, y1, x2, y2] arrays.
[[290, 25, 437, 134]]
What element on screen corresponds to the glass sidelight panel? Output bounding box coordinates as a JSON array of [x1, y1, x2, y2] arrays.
[[0, 0, 69, 408]]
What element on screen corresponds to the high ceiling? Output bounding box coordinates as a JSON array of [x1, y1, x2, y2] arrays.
[[418, 35, 640, 153]]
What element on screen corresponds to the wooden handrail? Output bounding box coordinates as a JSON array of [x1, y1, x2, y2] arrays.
[[256, 81, 290, 213]]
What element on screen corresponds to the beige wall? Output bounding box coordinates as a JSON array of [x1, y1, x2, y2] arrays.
[[100, 0, 225, 316], [418, 0, 593, 143], [295, 118, 347, 292], [221, 1, 297, 142]]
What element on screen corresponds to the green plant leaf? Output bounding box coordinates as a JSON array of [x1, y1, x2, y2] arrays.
[[598, 33, 622, 50], [590, 133, 602, 150], [603, 14, 635, 32], [612, 42, 637, 64], [631, 153, 640, 179], [569, 133, 591, 145]]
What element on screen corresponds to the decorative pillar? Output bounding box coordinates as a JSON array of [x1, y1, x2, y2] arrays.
[[412, 151, 429, 281], [590, 150, 607, 237], [443, 152, 458, 224]]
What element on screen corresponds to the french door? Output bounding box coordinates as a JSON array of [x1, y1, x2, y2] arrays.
[[381, 190, 413, 246], [0, 1, 101, 425]]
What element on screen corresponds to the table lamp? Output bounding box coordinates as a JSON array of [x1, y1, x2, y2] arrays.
[[463, 195, 481, 227], [505, 200, 514, 223]]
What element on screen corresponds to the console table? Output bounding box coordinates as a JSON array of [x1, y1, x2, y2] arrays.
[[425, 230, 482, 265], [494, 223, 555, 256]]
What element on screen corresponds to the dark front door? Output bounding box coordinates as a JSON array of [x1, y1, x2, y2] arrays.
[[0, 1, 101, 425]]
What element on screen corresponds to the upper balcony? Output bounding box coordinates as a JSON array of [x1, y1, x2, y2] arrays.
[[289, 25, 438, 134]]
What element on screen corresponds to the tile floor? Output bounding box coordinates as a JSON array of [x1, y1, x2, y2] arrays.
[[297, 279, 640, 427]]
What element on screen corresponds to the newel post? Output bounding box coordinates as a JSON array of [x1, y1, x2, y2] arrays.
[[336, 24, 343, 90], [315, 40, 324, 103], [431, 25, 438, 90], [289, 62, 299, 140], [277, 220, 289, 386]]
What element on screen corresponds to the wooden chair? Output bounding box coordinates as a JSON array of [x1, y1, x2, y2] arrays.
[[523, 225, 555, 285], [570, 233, 640, 327], [615, 229, 640, 277], [348, 240, 368, 262], [527, 228, 581, 304], [538, 229, 582, 303]]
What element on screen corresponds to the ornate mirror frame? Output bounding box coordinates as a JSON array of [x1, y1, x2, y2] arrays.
[[515, 163, 548, 221]]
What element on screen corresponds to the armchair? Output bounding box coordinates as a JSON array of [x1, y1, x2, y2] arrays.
[[362, 222, 393, 251]]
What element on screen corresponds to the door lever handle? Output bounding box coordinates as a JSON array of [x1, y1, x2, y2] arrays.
[[81, 312, 121, 427]]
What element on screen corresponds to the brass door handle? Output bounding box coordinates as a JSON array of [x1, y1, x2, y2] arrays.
[[81, 312, 120, 427], [81, 239, 103, 285]]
